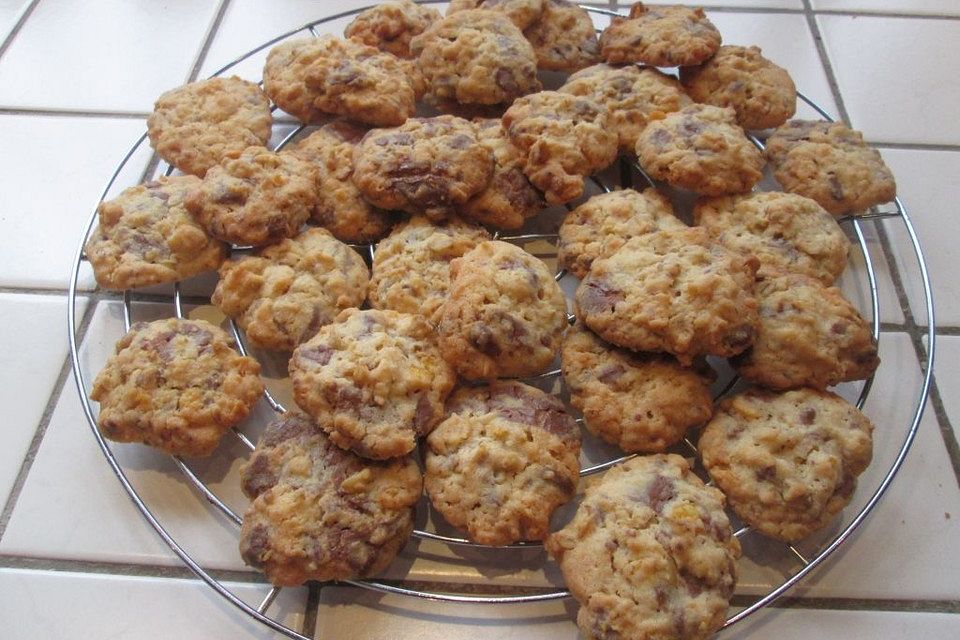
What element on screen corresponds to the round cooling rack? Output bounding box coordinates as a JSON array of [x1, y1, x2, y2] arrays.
[[67, 4, 936, 639]]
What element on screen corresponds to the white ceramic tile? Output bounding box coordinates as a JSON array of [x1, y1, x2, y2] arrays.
[[812, 0, 960, 16], [874, 148, 958, 326], [931, 335, 960, 431], [0, 293, 87, 505], [0, 0, 219, 112], [817, 15, 960, 145], [729, 607, 960, 640], [628, 0, 803, 7], [0, 114, 152, 290], [0, 568, 305, 640], [0, 0, 29, 43]]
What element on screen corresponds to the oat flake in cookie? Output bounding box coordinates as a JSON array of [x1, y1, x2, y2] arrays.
[[576, 227, 759, 365], [561, 322, 714, 453], [289, 308, 456, 460], [700, 387, 874, 542], [90, 318, 263, 457], [446, 0, 545, 31], [352, 116, 494, 221], [212, 227, 369, 352], [344, 0, 440, 59], [733, 272, 880, 391], [523, 0, 599, 73], [439, 240, 568, 380], [239, 412, 421, 586], [86, 176, 227, 291], [425, 381, 580, 545], [185, 145, 317, 247], [546, 454, 740, 640], [147, 76, 272, 177], [599, 2, 721, 67]]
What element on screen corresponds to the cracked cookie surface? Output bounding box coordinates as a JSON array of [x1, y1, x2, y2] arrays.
[[599, 2, 721, 67], [446, 0, 545, 30], [523, 0, 599, 72], [344, 0, 440, 59]]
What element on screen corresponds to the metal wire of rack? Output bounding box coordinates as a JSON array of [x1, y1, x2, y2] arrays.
[[66, 4, 936, 639]]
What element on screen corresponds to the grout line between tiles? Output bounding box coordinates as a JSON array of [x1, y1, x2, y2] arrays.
[[0, 296, 101, 543], [185, 0, 232, 83], [763, 596, 960, 614], [0, 0, 38, 62], [0, 107, 148, 119], [302, 583, 321, 637], [936, 326, 960, 336], [874, 142, 960, 153], [813, 9, 960, 21], [0, 554, 265, 583]]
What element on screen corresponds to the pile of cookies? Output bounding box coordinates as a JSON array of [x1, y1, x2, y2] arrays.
[[86, 2, 899, 639]]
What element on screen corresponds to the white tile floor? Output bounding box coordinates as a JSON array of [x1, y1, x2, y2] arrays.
[[0, 1, 957, 638]]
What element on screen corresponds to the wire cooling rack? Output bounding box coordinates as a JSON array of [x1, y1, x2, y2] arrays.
[[66, 4, 936, 639]]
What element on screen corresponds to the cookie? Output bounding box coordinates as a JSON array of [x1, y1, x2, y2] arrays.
[[86, 176, 227, 290], [693, 191, 849, 285], [765, 119, 897, 215], [425, 381, 580, 545], [502, 90, 618, 205], [239, 411, 421, 586], [289, 309, 456, 460], [560, 63, 693, 152], [561, 322, 713, 453], [446, 0, 545, 30], [184, 145, 317, 247], [523, 0, 599, 72], [680, 45, 796, 130], [263, 36, 418, 126], [352, 116, 494, 221], [599, 2, 721, 67], [410, 9, 541, 109], [212, 227, 369, 352], [575, 227, 759, 365], [438, 240, 568, 380], [700, 387, 874, 541], [283, 121, 393, 243], [636, 103, 765, 196], [557, 188, 685, 279], [546, 454, 740, 640], [90, 318, 263, 457], [732, 272, 880, 390], [147, 76, 272, 178], [368, 215, 491, 326], [461, 118, 544, 229], [344, 0, 440, 59]]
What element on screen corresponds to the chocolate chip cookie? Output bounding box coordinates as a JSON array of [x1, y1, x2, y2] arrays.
[[523, 0, 599, 72], [546, 454, 740, 640], [90, 318, 263, 457], [147, 76, 272, 177], [344, 0, 440, 59], [439, 240, 568, 380], [700, 387, 874, 541], [239, 411, 421, 585], [599, 2, 721, 67], [86, 176, 227, 290], [289, 308, 456, 460], [446, 0, 546, 30], [575, 227, 759, 365], [425, 381, 580, 545]]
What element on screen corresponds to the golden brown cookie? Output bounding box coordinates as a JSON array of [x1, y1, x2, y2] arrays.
[[523, 0, 599, 72], [557, 188, 685, 279], [352, 116, 494, 220], [561, 322, 713, 453], [283, 121, 394, 243], [289, 308, 456, 460], [425, 381, 580, 545], [344, 0, 440, 59], [211, 227, 369, 352], [90, 318, 263, 457], [599, 2, 721, 67], [410, 9, 541, 110], [680, 45, 796, 130], [239, 411, 421, 586], [86, 176, 227, 290], [732, 272, 880, 390], [461, 118, 544, 229], [560, 63, 693, 152], [502, 90, 618, 205], [693, 191, 849, 284], [185, 145, 317, 247], [263, 36, 418, 126], [575, 227, 759, 365], [446, 0, 546, 30], [147, 76, 272, 178], [368, 216, 491, 326], [546, 454, 740, 640], [700, 387, 874, 541], [636, 103, 765, 196], [765, 119, 897, 215], [439, 240, 568, 380]]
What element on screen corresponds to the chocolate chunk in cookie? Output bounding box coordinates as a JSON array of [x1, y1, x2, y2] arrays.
[[344, 0, 440, 59], [446, 0, 545, 31], [523, 0, 599, 72], [599, 2, 721, 67]]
